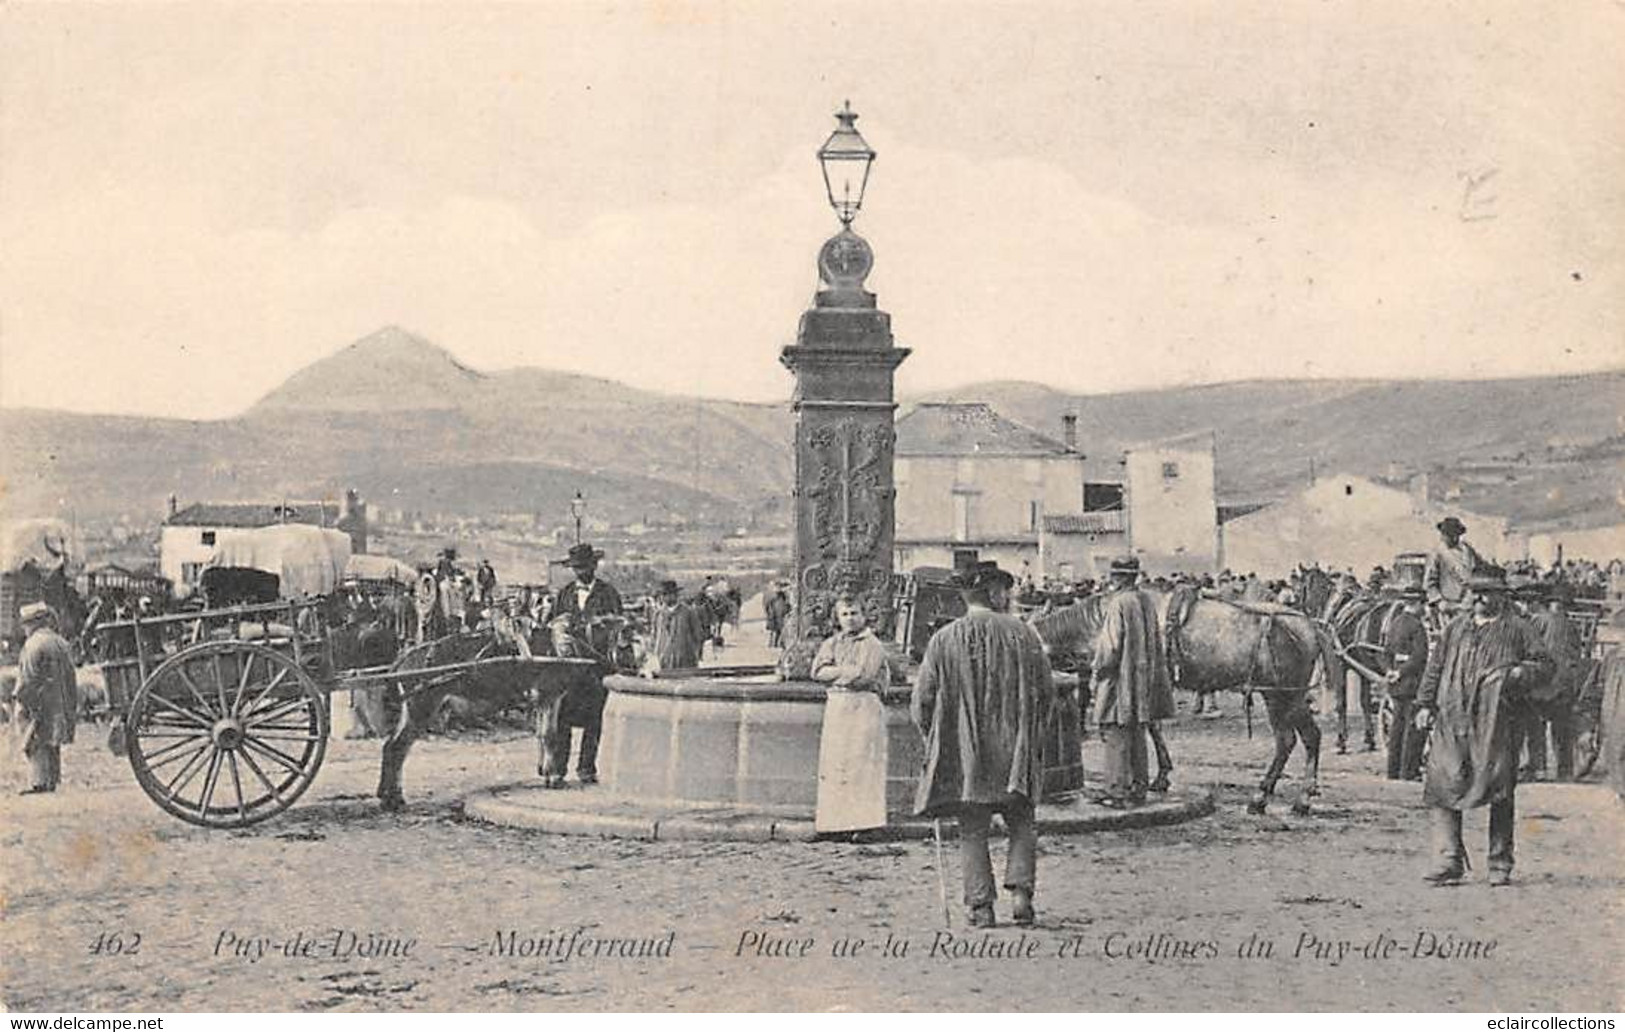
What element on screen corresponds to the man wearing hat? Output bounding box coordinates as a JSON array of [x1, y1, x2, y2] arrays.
[[15, 602, 78, 794], [1090, 556, 1175, 807], [912, 561, 1055, 927], [1381, 585, 1430, 781], [1521, 583, 1583, 782], [647, 579, 705, 673], [1414, 566, 1552, 886], [546, 543, 624, 785], [1425, 517, 1484, 615]]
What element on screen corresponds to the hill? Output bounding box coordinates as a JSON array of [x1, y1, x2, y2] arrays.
[[2, 327, 1619, 535]]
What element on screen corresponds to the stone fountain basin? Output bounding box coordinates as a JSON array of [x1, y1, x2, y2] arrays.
[[596, 669, 1083, 818]]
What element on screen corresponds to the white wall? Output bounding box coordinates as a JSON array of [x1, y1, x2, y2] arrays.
[[1220, 474, 1512, 578], [1522, 525, 1625, 566], [895, 453, 1083, 545], [1124, 444, 1219, 576]]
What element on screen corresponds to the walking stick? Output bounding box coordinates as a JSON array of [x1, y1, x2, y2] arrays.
[[931, 819, 952, 927], [1244, 690, 1254, 739]]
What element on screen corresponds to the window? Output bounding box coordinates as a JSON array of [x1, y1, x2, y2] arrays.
[[180, 562, 202, 585], [952, 548, 980, 572], [1344, 483, 1354, 496], [1162, 461, 1180, 480], [200, 530, 216, 546], [953, 495, 973, 542]]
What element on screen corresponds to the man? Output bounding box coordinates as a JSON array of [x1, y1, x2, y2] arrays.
[[15, 603, 78, 794], [1425, 517, 1485, 616], [1414, 567, 1552, 886], [546, 543, 624, 785], [813, 597, 892, 834], [912, 562, 1055, 928], [646, 580, 705, 673], [1382, 585, 1430, 781], [764, 581, 793, 649], [476, 559, 497, 608], [1522, 585, 1584, 781], [1091, 557, 1175, 807]]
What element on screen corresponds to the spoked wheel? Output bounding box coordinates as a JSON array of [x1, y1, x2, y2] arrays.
[[126, 641, 328, 828]]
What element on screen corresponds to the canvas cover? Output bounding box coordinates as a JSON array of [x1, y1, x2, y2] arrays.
[[345, 553, 418, 586], [206, 524, 351, 599]]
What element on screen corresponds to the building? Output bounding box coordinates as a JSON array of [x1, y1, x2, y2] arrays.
[[1122, 436, 1221, 576], [161, 489, 368, 591], [1218, 472, 1511, 578], [893, 403, 1085, 577]]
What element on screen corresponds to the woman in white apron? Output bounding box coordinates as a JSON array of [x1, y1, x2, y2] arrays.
[[811, 597, 892, 834]]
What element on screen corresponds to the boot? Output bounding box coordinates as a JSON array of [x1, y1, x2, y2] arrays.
[[967, 905, 996, 928], [1010, 889, 1035, 927]]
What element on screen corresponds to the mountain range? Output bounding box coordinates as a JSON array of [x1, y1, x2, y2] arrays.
[[3, 326, 1621, 533]]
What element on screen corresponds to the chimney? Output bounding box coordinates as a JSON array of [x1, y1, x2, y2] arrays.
[[1061, 413, 1078, 451], [1408, 473, 1429, 516], [167, 494, 178, 519]]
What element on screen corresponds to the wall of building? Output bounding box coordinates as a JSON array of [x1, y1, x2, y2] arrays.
[[1039, 528, 1127, 584], [1519, 524, 1625, 567], [893, 541, 1038, 578], [159, 526, 268, 591], [1123, 444, 1219, 576], [895, 454, 1084, 545], [1219, 474, 1512, 578]]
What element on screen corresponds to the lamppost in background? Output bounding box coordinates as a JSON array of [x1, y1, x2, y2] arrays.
[[570, 491, 586, 545]]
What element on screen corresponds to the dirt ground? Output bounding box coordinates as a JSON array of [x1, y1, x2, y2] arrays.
[[2, 693, 1621, 1012]]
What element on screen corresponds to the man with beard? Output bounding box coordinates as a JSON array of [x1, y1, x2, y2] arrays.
[[912, 561, 1054, 928], [1414, 567, 1552, 886], [545, 543, 624, 786], [1091, 557, 1175, 807]]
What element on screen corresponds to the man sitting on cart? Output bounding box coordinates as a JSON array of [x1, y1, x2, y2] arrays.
[[545, 543, 624, 786]]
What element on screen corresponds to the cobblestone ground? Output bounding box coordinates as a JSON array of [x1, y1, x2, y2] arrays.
[[2, 694, 1621, 1012]]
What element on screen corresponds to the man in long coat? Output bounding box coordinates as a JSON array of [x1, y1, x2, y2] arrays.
[[912, 561, 1054, 928], [647, 580, 705, 673], [1091, 556, 1175, 806], [1522, 585, 1584, 781], [1382, 586, 1430, 781], [15, 603, 78, 794], [1414, 567, 1552, 886], [546, 543, 624, 784]]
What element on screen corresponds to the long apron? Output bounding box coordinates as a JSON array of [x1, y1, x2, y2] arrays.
[[816, 691, 888, 833]]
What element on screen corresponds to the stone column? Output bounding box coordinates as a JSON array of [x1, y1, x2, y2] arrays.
[[778, 228, 909, 679]]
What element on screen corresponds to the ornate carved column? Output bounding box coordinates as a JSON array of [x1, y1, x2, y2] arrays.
[[778, 228, 909, 679]]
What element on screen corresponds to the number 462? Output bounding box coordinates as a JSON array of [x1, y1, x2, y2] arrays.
[[89, 931, 141, 956]]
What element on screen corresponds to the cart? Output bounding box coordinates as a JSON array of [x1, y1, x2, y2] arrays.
[[96, 525, 590, 829]]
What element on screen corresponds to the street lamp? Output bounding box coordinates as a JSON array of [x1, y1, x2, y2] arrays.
[[570, 491, 586, 545], [816, 100, 876, 227]]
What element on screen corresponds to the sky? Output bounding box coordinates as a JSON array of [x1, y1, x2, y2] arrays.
[[2, 1, 1622, 419]]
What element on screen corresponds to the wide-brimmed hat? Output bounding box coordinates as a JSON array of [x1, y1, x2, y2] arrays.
[[656, 579, 680, 596], [1397, 585, 1427, 601], [1466, 565, 1510, 593], [1109, 556, 1141, 577], [18, 601, 53, 624], [1437, 517, 1467, 536], [953, 560, 1014, 591], [557, 543, 604, 568]]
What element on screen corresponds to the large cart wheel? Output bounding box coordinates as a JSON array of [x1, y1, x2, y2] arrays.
[[126, 641, 328, 828]]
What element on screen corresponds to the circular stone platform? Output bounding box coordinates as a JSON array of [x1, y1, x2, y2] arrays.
[[463, 782, 1214, 843]]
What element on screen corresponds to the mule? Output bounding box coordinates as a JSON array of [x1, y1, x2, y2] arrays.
[[1032, 587, 1343, 815], [374, 623, 594, 811]]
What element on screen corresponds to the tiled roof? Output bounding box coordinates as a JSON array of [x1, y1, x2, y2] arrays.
[[1043, 512, 1127, 534], [166, 502, 339, 528], [895, 403, 1074, 457]]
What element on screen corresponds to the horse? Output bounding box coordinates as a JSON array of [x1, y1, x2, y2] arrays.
[[1298, 567, 1402, 754], [373, 620, 593, 811], [1032, 586, 1343, 815]]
